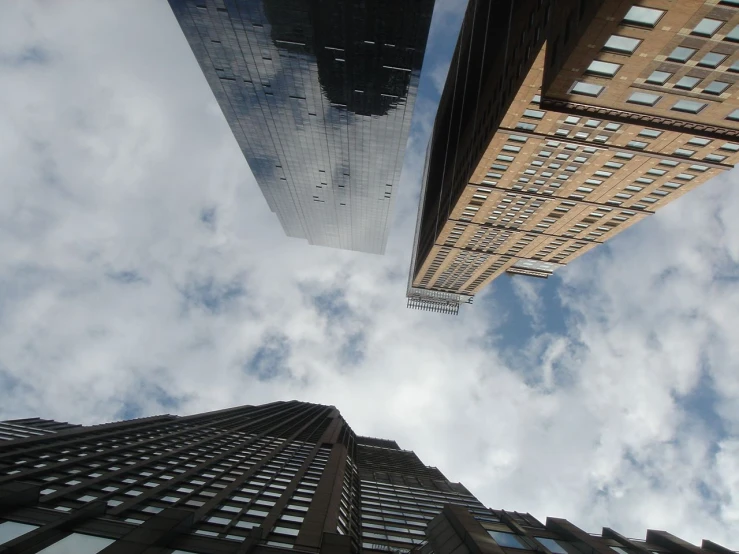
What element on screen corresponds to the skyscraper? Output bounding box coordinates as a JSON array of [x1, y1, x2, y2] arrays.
[[167, 0, 435, 254], [0, 401, 732, 553], [408, 0, 739, 313]]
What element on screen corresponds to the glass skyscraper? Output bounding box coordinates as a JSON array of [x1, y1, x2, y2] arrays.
[[0, 400, 731, 553], [167, 0, 435, 254]]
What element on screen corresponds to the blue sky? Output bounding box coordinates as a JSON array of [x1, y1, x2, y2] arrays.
[[0, 0, 738, 546]]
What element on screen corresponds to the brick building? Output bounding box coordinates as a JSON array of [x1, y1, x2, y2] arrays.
[[408, 0, 739, 313]]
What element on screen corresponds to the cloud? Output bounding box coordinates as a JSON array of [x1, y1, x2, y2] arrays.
[[0, 0, 737, 549]]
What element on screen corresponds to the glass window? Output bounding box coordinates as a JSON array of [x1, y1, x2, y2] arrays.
[[37, 533, 115, 554], [727, 108, 739, 121], [585, 119, 602, 128], [488, 531, 528, 549], [623, 6, 665, 27], [687, 137, 712, 147], [639, 129, 662, 138], [730, 60, 739, 73], [725, 25, 739, 42], [603, 35, 641, 54], [537, 537, 570, 554], [523, 109, 545, 119], [586, 60, 621, 77], [692, 18, 724, 37], [570, 81, 604, 97], [705, 81, 730, 95], [689, 164, 708, 171], [667, 46, 696, 63], [0, 521, 39, 546], [672, 100, 707, 114], [675, 76, 701, 90], [516, 122, 537, 131], [720, 0, 739, 5], [705, 153, 727, 162], [564, 116, 580, 124], [697, 52, 727, 68], [720, 142, 739, 151], [645, 70, 672, 85], [674, 148, 696, 157], [627, 92, 660, 106], [628, 141, 648, 149], [604, 123, 621, 131]]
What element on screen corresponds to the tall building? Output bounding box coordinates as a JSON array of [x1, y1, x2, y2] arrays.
[[167, 0, 434, 254], [0, 401, 485, 553], [408, 0, 739, 313], [0, 401, 733, 553]]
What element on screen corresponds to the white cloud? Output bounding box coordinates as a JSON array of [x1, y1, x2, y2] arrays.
[[0, 0, 737, 549]]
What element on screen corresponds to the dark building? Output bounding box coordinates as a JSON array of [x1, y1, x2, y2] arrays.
[[0, 401, 732, 553], [167, 0, 435, 254], [0, 400, 485, 553], [413, 505, 737, 554]]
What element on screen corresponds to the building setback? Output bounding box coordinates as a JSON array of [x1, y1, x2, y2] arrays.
[[0, 401, 733, 553], [408, 0, 739, 314], [167, 0, 434, 254]]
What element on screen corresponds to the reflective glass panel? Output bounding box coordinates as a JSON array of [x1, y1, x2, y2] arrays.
[[0, 521, 39, 546], [37, 533, 115, 554], [622, 6, 665, 27]]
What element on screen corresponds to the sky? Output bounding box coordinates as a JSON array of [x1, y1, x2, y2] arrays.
[[0, 0, 738, 547]]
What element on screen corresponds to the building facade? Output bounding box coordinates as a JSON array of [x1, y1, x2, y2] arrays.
[[414, 504, 736, 554], [0, 401, 484, 553], [408, 0, 739, 313], [167, 0, 434, 254], [0, 401, 733, 553]]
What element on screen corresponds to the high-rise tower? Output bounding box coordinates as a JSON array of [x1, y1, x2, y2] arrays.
[[408, 0, 739, 313], [167, 0, 435, 254], [0, 401, 733, 553]]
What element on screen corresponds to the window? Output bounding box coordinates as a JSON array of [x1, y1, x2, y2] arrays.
[[647, 168, 666, 176], [687, 137, 712, 147], [660, 159, 679, 166], [726, 25, 739, 42], [628, 141, 648, 149], [705, 153, 727, 162], [667, 46, 696, 63], [603, 35, 641, 54], [675, 173, 694, 180], [674, 76, 701, 90], [639, 129, 662, 138], [692, 18, 724, 37], [674, 148, 695, 157], [585, 119, 602, 128], [37, 533, 115, 554], [564, 116, 581, 124], [672, 100, 707, 114], [570, 81, 604, 97], [645, 70, 672, 85], [523, 109, 545, 119], [537, 538, 570, 554], [720, 142, 739, 151], [697, 52, 727, 68], [720, 0, 739, 5], [516, 122, 537, 131], [705, 81, 730, 95], [622, 6, 665, 27], [727, 109, 739, 121], [627, 92, 660, 106], [731, 60, 739, 73], [0, 521, 39, 546], [604, 123, 621, 131], [689, 164, 708, 171], [488, 531, 528, 549], [605, 161, 624, 169], [586, 60, 621, 77]]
